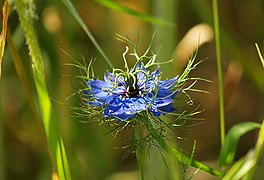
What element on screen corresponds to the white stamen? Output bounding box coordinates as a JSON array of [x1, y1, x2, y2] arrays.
[[139, 90, 142, 96]]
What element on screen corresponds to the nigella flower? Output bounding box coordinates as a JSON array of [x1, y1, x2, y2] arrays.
[[77, 35, 212, 179], [80, 34, 199, 123], [84, 61, 179, 121]]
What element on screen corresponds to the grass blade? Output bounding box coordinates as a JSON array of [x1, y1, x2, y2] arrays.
[[219, 122, 261, 168], [212, 0, 225, 146], [255, 43, 264, 68], [222, 156, 248, 180], [254, 120, 264, 169], [244, 120, 264, 179], [0, 86, 4, 180], [0, 0, 9, 78], [95, 0, 176, 28], [14, 1, 71, 179], [61, 0, 113, 69]]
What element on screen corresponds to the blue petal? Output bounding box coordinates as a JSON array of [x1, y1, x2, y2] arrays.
[[105, 104, 136, 121], [90, 80, 112, 102], [90, 79, 112, 89], [151, 68, 160, 78], [136, 71, 147, 84], [158, 103, 175, 113], [159, 76, 178, 89], [129, 98, 147, 111], [145, 79, 158, 91], [83, 89, 89, 95], [87, 100, 102, 107], [146, 90, 176, 116], [104, 97, 148, 121], [104, 97, 125, 117], [148, 106, 162, 116], [108, 97, 123, 110], [104, 71, 115, 82], [135, 62, 145, 70], [155, 98, 173, 107], [117, 76, 125, 84], [112, 86, 126, 95], [148, 101, 175, 116]]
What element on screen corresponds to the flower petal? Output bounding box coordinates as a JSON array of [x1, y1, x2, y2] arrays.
[[104, 71, 115, 82], [159, 76, 178, 89], [157, 103, 175, 113], [151, 68, 160, 78], [90, 79, 112, 102]]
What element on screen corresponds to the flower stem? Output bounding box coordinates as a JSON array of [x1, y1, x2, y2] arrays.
[[212, 0, 225, 146], [135, 123, 145, 180], [142, 118, 223, 177]]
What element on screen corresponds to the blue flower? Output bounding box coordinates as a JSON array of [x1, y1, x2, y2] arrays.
[[85, 62, 178, 121]]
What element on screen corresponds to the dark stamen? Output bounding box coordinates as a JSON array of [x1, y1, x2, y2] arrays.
[[125, 77, 140, 98]]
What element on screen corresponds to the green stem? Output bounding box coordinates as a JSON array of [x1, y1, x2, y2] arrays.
[[212, 0, 225, 146], [142, 119, 223, 177], [135, 123, 144, 180], [14, 1, 71, 179]]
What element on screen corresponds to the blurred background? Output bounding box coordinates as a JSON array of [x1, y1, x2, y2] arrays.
[[0, 0, 264, 179]]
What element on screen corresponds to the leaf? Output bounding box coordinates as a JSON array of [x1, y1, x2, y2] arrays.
[[223, 151, 255, 180], [219, 122, 261, 168], [95, 0, 176, 28], [33, 67, 71, 180], [0, 0, 9, 78], [61, 0, 113, 68]]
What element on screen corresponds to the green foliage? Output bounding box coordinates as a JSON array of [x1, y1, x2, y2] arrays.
[[14, 0, 71, 179], [222, 121, 264, 180], [219, 122, 261, 168]]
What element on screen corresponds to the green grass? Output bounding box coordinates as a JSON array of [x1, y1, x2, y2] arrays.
[[14, 1, 71, 179]]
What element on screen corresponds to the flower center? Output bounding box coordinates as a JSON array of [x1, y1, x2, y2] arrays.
[[125, 77, 140, 98], [126, 86, 139, 97]]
